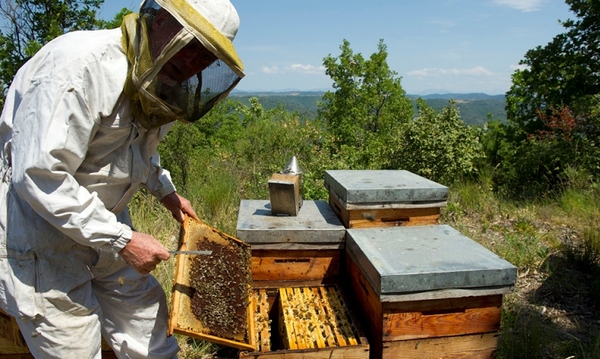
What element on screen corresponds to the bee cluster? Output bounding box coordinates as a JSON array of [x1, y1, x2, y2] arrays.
[[252, 289, 272, 352], [277, 286, 359, 350], [187, 235, 252, 339]]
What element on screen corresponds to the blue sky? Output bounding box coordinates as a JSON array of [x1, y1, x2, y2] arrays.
[[99, 0, 573, 95]]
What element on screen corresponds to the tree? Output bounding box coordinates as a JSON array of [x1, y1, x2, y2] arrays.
[[394, 100, 484, 185], [317, 39, 413, 169], [0, 0, 109, 105], [498, 0, 600, 195], [506, 0, 600, 133]]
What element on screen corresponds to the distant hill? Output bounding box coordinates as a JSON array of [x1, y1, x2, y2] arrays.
[[229, 92, 323, 119], [409, 93, 505, 101], [229, 91, 506, 126]]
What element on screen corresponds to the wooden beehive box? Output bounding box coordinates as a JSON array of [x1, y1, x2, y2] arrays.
[[236, 200, 346, 288], [0, 309, 29, 356], [242, 285, 370, 358], [324, 170, 448, 228], [235, 200, 370, 358], [168, 217, 255, 351], [345, 225, 517, 359]]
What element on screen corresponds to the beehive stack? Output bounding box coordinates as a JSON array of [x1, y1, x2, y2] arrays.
[[323, 170, 518, 359], [345, 225, 517, 359], [236, 200, 370, 358], [324, 170, 448, 228]]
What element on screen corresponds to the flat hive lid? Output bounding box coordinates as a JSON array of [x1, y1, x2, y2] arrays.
[[325, 170, 448, 204], [346, 225, 517, 297], [236, 200, 345, 244]]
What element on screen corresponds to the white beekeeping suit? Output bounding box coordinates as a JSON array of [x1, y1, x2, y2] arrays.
[[0, 0, 244, 357]]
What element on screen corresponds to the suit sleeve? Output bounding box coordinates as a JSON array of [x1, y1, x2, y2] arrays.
[[11, 66, 132, 252]]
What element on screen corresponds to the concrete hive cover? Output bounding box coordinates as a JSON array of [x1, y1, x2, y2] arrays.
[[168, 217, 255, 351]]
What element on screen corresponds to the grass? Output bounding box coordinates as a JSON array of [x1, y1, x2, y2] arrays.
[[129, 170, 600, 359], [444, 175, 600, 359]]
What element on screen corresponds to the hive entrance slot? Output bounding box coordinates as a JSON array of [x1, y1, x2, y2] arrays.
[[273, 258, 311, 263]]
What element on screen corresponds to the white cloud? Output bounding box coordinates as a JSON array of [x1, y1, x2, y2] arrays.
[[261, 66, 280, 74], [492, 0, 546, 12], [260, 63, 326, 75], [406, 66, 494, 77], [287, 64, 326, 75]]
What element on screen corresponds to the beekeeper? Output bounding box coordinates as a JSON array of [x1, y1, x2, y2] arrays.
[[0, 0, 244, 357]]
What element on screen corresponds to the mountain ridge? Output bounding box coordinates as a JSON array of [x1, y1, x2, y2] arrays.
[[229, 90, 506, 125], [231, 90, 505, 100]]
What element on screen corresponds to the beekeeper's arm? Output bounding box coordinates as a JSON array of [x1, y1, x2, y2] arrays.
[[120, 164, 200, 273], [142, 148, 199, 223], [161, 191, 199, 222], [10, 63, 168, 275]]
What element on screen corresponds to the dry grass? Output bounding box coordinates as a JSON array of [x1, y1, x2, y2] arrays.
[[444, 179, 600, 359]]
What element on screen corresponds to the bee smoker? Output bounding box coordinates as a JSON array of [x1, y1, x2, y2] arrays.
[[268, 156, 303, 216]]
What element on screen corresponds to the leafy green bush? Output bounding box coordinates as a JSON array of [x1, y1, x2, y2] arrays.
[[391, 100, 485, 186], [485, 104, 600, 199]]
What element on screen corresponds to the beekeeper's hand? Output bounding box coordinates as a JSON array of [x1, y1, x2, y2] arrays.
[[119, 232, 171, 274], [161, 191, 199, 222]]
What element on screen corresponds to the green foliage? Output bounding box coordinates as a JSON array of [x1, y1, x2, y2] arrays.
[[0, 0, 130, 106], [318, 39, 413, 169], [158, 121, 206, 192], [486, 102, 600, 198], [506, 0, 600, 134], [392, 99, 485, 185], [499, 0, 600, 197], [233, 92, 507, 126], [230, 93, 322, 120], [98, 7, 132, 29], [443, 172, 600, 359], [158, 98, 332, 223], [231, 99, 331, 201], [116, 24, 600, 359]]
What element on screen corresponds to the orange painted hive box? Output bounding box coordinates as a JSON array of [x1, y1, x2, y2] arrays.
[[345, 225, 517, 359], [236, 200, 346, 288], [235, 200, 370, 358], [324, 170, 449, 228]]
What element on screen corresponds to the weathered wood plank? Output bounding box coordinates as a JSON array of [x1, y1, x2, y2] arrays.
[[345, 255, 383, 344], [329, 193, 441, 228], [382, 332, 499, 359], [239, 345, 370, 359], [382, 306, 502, 341], [0, 311, 28, 355], [251, 249, 340, 283]]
